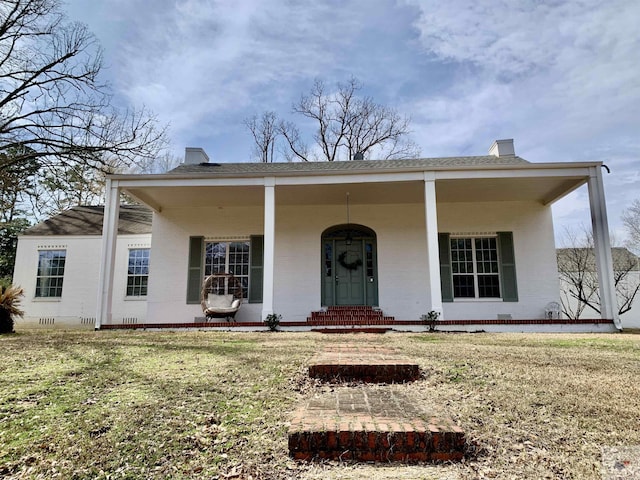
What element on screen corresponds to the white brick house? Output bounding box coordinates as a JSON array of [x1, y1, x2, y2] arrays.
[[13, 140, 622, 331]]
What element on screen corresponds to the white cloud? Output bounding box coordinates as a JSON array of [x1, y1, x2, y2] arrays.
[[404, 0, 640, 140], [409, 0, 640, 145], [402, 0, 640, 235], [105, 0, 372, 138], [410, 79, 515, 155], [64, 0, 639, 237]]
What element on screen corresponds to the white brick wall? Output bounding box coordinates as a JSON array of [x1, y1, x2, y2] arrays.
[[13, 234, 150, 327], [438, 201, 560, 321], [145, 200, 559, 324], [13, 199, 565, 327], [146, 206, 264, 323]]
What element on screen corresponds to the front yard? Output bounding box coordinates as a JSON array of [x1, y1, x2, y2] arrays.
[[1, 330, 638, 479]]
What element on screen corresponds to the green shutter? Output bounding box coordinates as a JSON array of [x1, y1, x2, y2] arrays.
[[498, 232, 518, 302], [249, 235, 264, 303], [438, 233, 454, 302], [187, 236, 204, 304]]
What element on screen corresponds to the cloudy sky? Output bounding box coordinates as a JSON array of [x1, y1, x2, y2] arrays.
[[64, 0, 639, 242]]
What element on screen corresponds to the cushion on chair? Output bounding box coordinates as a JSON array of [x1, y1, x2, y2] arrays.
[[207, 293, 234, 309], [231, 299, 241, 309]]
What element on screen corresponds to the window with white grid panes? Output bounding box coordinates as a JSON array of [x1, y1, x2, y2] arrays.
[[450, 237, 500, 299], [35, 250, 66, 297], [204, 241, 250, 298], [126, 248, 150, 297]]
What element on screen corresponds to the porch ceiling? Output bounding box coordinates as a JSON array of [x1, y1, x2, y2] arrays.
[[125, 185, 266, 209], [435, 176, 586, 204], [122, 175, 587, 211]]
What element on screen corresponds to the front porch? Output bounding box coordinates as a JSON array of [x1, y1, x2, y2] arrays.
[[96, 152, 621, 331]]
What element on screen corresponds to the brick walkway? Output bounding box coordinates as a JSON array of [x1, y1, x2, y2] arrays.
[[289, 344, 465, 463]]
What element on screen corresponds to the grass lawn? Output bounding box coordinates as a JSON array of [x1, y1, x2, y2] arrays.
[[1, 329, 639, 479]]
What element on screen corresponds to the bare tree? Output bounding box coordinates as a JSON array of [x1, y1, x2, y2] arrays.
[[244, 111, 278, 163], [246, 77, 420, 162], [278, 119, 309, 162], [0, 146, 38, 222], [558, 227, 640, 319], [557, 229, 599, 320], [0, 0, 169, 281], [134, 151, 181, 174], [31, 161, 112, 218], [0, 0, 167, 172], [0, 146, 37, 281], [622, 199, 640, 253]]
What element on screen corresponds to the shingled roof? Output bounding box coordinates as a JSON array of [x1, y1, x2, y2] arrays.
[[22, 205, 152, 236], [167, 155, 530, 175], [557, 247, 640, 271]]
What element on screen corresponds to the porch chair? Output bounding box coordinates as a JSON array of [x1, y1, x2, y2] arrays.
[[201, 273, 243, 321]]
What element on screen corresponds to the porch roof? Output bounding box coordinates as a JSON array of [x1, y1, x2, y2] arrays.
[[109, 157, 602, 212], [166, 155, 530, 175]]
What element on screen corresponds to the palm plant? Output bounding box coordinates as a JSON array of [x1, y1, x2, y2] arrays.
[[0, 285, 24, 333]]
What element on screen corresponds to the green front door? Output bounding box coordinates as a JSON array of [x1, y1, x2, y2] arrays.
[[335, 240, 365, 305], [321, 224, 378, 307]]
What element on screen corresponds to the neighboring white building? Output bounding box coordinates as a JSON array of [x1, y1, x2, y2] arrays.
[[13, 205, 152, 328], [13, 140, 623, 332], [558, 247, 640, 329]]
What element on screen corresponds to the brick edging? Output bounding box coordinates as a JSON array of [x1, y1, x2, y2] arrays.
[[98, 318, 614, 330], [436, 318, 614, 325]]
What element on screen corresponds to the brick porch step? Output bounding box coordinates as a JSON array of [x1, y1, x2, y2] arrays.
[[311, 327, 391, 334], [288, 388, 465, 462], [307, 306, 396, 325], [309, 345, 421, 383]]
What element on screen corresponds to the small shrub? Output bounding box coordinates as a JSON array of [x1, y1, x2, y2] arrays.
[[0, 284, 24, 334], [263, 313, 281, 332], [421, 310, 440, 332]]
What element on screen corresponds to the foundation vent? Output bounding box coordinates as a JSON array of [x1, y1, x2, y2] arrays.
[[122, 317, 138, 324], [80, 317, 95, 325], [39, 317, 55, 325]]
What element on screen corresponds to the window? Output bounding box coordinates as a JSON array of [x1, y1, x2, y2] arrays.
[[127, 249, 150, 297], [365, 241, 375, 277], [324, 242, 332, 277], [204, 241, 250, 298], [36, 250, 66, 297], [450, 237, 500, 298]]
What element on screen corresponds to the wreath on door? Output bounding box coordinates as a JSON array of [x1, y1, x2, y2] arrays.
[[338, 251, 363, 270]]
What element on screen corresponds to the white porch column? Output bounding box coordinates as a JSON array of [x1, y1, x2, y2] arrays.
[[96, 179, 120, 330], [587, 166, 621, 329], [424, 173, 443, 318], [261, 177, 276, 320]]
